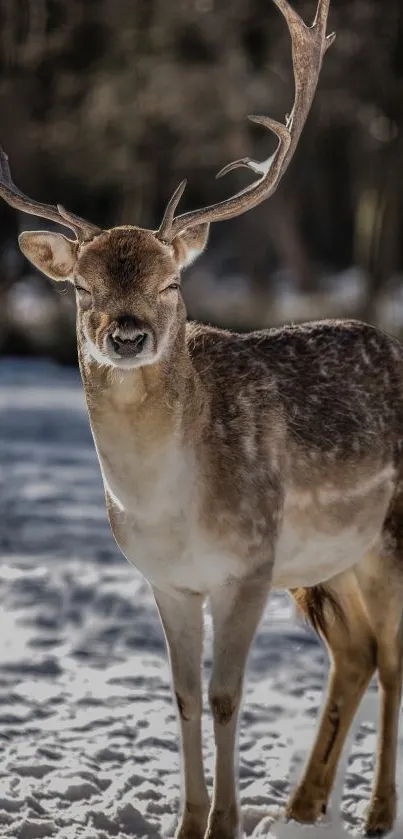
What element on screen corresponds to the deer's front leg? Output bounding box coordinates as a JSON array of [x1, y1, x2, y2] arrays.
[[207, 570, 272, 839], [154, 588, 209, 839]]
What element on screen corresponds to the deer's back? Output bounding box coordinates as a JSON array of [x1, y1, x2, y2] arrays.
[[188, 318, 403, 468]]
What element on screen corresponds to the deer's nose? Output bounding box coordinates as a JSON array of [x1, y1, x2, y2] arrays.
[[108, 318, 151, 358], [110, 330, 148, 357]]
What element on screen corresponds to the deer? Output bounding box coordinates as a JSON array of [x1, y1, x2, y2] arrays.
[[1, 0, 402, 836]]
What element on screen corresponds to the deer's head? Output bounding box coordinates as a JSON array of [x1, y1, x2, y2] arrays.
[[0, 0, 334, 370], [18, 220, 208, 370]]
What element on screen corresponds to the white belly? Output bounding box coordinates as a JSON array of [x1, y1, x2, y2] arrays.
[[121, 517, 382, 594], [104, 440, 395, 595], [114, 483, 393, 595], [118, 519, 246, 593], [272, 524, 376, 589]]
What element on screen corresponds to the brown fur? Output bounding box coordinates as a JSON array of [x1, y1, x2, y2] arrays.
[[292, 585, 348, 640], [15, 221, 403, 838], [209, 694, 237, 727], [3, 0, 401, 832], [176, 692, 193, 722], [1, 2, 401, 828]]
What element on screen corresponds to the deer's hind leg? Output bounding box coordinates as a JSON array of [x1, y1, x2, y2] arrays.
[[288, 516, 403, 838], [286, 572, 377, 825], [355, 523, 403, 836]]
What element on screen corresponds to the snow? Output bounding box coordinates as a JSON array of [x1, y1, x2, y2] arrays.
[[1, 358, 403, 839]]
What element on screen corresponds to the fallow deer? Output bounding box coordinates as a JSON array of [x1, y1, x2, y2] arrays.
[[1, 0, 402, 836]]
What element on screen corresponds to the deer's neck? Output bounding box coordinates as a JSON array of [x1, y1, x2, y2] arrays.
[[77, 323, 204, 509]]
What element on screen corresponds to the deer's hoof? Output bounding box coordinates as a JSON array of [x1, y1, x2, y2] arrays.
[[365, 792, 396, 836], [285, 786, 327, 824]]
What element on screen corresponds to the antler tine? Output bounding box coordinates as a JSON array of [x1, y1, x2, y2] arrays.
[[216, 117, 291, 179], [157, 179, 187, 242], [0, 147, 101, 243], [156, 0, 334, 243]]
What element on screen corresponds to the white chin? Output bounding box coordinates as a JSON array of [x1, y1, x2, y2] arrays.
[[83, 335, 159, 370]]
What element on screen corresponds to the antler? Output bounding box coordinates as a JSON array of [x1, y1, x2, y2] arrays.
[[157, 0, 335, 243], [0, 148, 101, 243]]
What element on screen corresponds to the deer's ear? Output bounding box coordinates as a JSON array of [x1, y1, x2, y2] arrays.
[[172, 223, 209, 269], [18, 231, 78, 282]]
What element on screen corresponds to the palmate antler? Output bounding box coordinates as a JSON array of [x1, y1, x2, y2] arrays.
[[0, 148, 100, 243], [157, 0, 335, 243]]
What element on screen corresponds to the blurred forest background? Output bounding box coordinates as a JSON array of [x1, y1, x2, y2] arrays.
[[0, 0, 403, 363]]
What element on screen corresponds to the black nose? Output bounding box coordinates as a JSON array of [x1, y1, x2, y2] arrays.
[[110, 330, 148, 357]]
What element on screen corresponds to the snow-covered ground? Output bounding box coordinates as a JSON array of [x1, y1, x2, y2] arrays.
[[1, 359, 403, 839]]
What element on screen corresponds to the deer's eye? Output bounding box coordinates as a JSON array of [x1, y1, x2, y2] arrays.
[[161, 282, 180, 293], [75, 284, 90, 294]]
